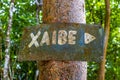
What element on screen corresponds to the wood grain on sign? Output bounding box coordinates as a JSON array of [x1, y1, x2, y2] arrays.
[[18, 23, 104, 62]]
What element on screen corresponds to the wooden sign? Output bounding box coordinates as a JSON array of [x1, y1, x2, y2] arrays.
[[18, 23, 104, 61]]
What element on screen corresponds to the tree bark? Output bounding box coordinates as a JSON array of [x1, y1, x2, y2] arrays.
[[3, 0, 14, 79], [98, 0, 110, 80], [38, 0, 87, 80]]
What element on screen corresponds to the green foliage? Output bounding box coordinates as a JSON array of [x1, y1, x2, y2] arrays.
[[0, 0, 120, 80], [0, 0, 38, 79]]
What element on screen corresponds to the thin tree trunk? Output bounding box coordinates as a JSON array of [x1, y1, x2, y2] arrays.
[[98, 0, 110, 80], [3, 0, 14, 79], [38, 0, 87, 80], [35, 0, 43, 24], [35, 0, 43, 80]]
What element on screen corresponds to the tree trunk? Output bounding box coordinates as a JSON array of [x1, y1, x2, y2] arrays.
[[3, 0, 14, 79], [35, 0, 43, 24], [98, 0, 110, 80], [38, 0, 87, 80]]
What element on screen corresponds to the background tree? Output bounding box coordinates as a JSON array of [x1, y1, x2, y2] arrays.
[[3, 0, 14, 79], [98, 0, 110, 80]]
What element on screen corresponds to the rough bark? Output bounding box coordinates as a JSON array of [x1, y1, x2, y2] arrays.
[[38, 0, 87, 80], [3, 0, 14, 79], [98, 0, 110, 80]]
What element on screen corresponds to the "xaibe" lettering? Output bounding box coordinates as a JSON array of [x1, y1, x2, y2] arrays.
[[28, 30, 77, 48]]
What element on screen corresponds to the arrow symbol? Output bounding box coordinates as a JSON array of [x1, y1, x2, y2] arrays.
[[84, 33, 96, 44]]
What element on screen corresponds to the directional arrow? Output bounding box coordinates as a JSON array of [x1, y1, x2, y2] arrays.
[[84, 33, 96, 44]]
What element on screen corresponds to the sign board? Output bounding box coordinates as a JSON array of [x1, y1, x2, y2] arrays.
[[18, 23, 104, 62]]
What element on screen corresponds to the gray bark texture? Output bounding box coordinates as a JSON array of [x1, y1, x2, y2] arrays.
[[35, 0, 43, 24], [3, 0, 14, 79], [38, 0, 87, 80]]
